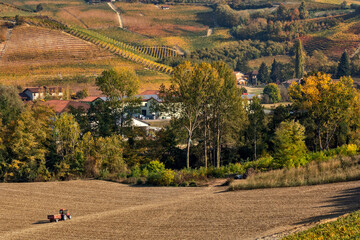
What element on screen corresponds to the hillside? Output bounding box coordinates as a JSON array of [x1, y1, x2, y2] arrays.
[[0, 25, 113, 66], [0, 180, 359, 239]]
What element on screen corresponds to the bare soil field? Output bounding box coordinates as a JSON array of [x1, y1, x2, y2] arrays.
[[0, 180, 359, 240]]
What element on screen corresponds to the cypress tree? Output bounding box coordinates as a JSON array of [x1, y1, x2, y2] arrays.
[[270, 59, 278, 83], [336, 51, 351, 78], [258, 62, 270, 84], [295, 39, 305, 79], [299, 2, 308, 19]]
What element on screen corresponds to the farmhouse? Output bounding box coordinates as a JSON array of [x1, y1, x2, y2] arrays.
[[234, 71, 246, 85], [136, 90, 170, 119], [20, 86, 63, 101], [160, 5, 170, 10]]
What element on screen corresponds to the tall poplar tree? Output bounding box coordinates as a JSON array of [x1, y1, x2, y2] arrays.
[[295, 39, 305, 79]]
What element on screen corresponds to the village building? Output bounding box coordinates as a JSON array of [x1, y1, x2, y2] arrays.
[[136, 90, 170, 120], [234, 71, 247, 85], [20, 86, 63, 101]]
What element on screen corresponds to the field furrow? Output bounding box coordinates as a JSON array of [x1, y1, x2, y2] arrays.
[[1, 180, 359, 239]]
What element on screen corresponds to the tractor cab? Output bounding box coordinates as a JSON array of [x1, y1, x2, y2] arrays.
[[59, 209, 67, 215]]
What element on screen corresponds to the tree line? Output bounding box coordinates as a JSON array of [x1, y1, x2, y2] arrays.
[[1, 63, 360, 182]]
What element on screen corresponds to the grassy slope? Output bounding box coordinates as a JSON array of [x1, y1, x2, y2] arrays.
[[283, 210, 360, 239], [230, 156, 360, 191]]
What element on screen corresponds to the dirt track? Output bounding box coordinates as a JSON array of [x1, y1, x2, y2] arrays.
[[0, 180, 359, 240]]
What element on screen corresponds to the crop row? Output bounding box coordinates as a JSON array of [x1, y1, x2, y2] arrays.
[[23, 17, 174, 74], [67, 27, 173, 74]]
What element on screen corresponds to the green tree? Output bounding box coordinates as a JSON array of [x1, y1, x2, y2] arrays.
[[94, 135, 127, 177], [0, 85, 24, 125], [337, 51, 351, 78], [52, 113, 83, 178], [273, 120, 307, 168], [160, 62, 218, 168], [341, 0, 347, 9], [263, 83, 281, 103], [212, 62, 247, 168], [95, 67, 140, 135], [258, 62, 270, 84], [295, 39, 305, 79], [5, 105, 54, 181], [270, 59, 279, 83], [299, 2, 308, 19], [36, 4, 43, 12], [246, 97, 266, 160]]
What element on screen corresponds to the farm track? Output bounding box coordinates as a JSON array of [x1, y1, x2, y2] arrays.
[[0, 28, 12, 61], [1, 180, 359, 239], [107, 2, 123, 28]]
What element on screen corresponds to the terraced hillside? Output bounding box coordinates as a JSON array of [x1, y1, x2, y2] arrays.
[[0, 25, 113, 66]]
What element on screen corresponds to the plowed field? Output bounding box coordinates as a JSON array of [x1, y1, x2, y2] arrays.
[[0, 25, 113, 66], [1, 180, 359, 240]]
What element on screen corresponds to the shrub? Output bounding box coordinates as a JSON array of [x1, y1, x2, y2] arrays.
[[147, 168, 175, 186], [146, 160, 165, 173]]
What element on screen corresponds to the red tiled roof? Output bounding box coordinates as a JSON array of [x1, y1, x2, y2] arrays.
[[39, 100, 90, 114], [79, 96, 102, 103], [139, 90, 159, 95]]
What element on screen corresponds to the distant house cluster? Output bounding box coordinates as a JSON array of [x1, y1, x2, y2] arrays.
[[17, 86, 169, 131]]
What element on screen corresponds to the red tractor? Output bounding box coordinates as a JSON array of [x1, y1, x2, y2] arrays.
[[48, 209, 72, 223]]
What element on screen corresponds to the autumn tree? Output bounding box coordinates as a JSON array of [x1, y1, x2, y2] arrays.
[[5, 104, 54, 181], [289, 72, 355, 150]]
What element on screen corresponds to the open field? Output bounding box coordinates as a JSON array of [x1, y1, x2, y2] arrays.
[[248, 55, 292, 69], [115, 3, 212, 38], [0, 180, 360, 239]]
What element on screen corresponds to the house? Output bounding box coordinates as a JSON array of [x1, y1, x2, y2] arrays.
[[135, 90, 170, 120], [38, 100, 90, 114], [21, 86, 63, 101], [160, 5, 170, 10], [246, 70, 258, 85], [234, 71, 247, 85]]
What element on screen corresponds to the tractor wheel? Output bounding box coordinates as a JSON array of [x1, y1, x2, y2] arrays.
[[68, 215, 72, 220], [55, 219, 59, 223], [63, 215, 67, 221]]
